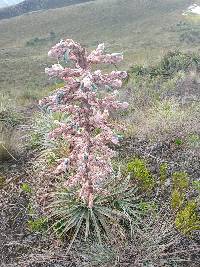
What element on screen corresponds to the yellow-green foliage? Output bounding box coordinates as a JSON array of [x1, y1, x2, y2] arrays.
[[139, 201, 158, 215], [127, 158, 155, 191], [170, 171, 199, 234], [21, 183, 32, 194], [172, 171, 189, 191], [175, 201, 200, 235], [27, 203, 47, 232], [171, 171, 189, 210], [159, 163, 168, 184], [0, 176, 6, 188], [171, 189, 185, 210], [28, 217, 47, 232]]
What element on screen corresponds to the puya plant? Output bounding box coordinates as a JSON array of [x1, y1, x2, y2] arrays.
[[39, 39, 132, 244], [40, 39, 128, 207]]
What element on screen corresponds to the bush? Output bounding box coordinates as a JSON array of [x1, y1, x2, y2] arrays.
[[129, 51, 200, 79], [21, 183, 32, 194], [0, 121, 22, 161], [172, 171, 189, 191], [175, 201, 200, 235], [159, 162, 168, 184], [127, 158, 155, 191], [170, 171, 200, 235], [26, 32, 56, 47], [28, 217, 47, 233], [0, 93, 23, 161], [171, 189, 185, 210]]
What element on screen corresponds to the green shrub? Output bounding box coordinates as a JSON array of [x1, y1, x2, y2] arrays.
[[138, 201, 158, 215], [192, 181, 200, 192], [129, 51, 200, 80], [172, 171, 189, 191], [0, 93, 24, 161], [180, 30, 200, 44], [159, 162, 168, 184], [18, 88, 39, 103], [28, 217, 47, 232], [0, 93, 22, 127], [21, 183, 32, 194], [171, 189, 185, 210], [174, 137, 184, 146], [127, 158, 155, 191], [0, 111, 22, 128], [26, 32, 56, 47], [175, 201, 200, 235], [0, 123, 21, 161]]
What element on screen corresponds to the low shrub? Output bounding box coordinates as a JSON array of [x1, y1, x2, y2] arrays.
[[170, 172, 200, 235], [159, 162, 168, 184], [180, 30, 200, 44], [0, 93, 23, 161], [0, 175, 6, 188], [129, 51, 200, 80], [172, 171, 189, 191], [192, 180, 200, 192], [127, 158, 155, 191], [21, 183, 32, 194], [175, 200, 200, 235], [26, 32, 57, 47], [28, 217, 47, 233], [171, 189, 185, 210], [187, 133, 200, 148]]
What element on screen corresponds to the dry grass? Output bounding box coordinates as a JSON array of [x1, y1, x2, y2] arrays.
[[0, 94, 22, 161], [118, 66, 200, 142], [77, 208, 200, 267], [0, 126, 19, 161], [125, 98, 199, 141]]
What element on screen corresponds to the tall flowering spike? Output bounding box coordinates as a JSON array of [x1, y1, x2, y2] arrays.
[[41, 39, 128, 207]]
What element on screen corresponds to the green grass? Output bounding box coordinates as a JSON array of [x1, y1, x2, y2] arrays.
[[1, 0, 200, 105]]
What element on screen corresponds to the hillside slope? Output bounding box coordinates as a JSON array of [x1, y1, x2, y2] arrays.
[[0, 0, 94, 19], [0, 0, 200, 101]]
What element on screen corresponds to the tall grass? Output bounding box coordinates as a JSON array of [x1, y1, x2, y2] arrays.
[[0, 93, 22, 161]]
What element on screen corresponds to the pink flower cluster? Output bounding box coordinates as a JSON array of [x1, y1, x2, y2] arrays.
[[41, 39, 128, 208]]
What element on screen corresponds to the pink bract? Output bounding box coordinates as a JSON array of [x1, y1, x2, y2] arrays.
[[41, 39, 128, 207]]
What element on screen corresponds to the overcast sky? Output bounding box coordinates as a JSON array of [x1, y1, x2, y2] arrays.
[[0, 0, 23, 8]]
